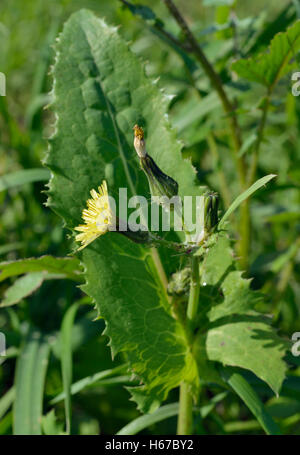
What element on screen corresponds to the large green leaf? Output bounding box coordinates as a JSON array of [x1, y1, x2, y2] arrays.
[[195, 232, 287, 395], [232, 20, 300, 89], [45, 9, 200, 411]]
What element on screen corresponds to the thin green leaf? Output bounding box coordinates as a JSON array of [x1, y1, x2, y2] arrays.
[[0, 168, 50, 192], [0, 256, 83, 283], [117, 403, 179, 435], [219, 174, 276, 228], [0, 387, 15, 420], [221, 368, 281, 435], [1, 272, 45, 307], [238, 132, 257, 157], [60, 302, 80, 434], [13, 331, 50, 435], [117, 391, 228, 435], [50, 364, 129, 404]]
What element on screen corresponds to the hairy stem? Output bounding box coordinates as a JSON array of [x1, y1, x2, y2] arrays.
[[177, 255, 200, 435], [238, 91, 271, 268], [119, 0, 192, 52], [162, 0, 246, 189], [162, 0, 252, 270]]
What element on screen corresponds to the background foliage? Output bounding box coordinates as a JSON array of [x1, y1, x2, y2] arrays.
[[0, 0, 300, 435]]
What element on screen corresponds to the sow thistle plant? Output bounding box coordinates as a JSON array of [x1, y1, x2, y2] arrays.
[[44, 9, 292, 435]]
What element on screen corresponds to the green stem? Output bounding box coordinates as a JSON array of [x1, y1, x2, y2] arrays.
[[162, 0, 246, 190], [162, 0, 253, 272], [177, 255, 200, 435], [237, 198, 251, 270], [187, 256, 200, 325], [239, 91, 271, 269], [177, 382, 193, 435], [247, 91, 271, 185], [207, 133, 232, 209]]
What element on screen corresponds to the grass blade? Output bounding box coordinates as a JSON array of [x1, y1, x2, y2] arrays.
[[1, 272, 45, 307], [13, 330, 50, 434], [117, 392, 228, 435], [0, 387, 15, 420], [60, 302, 80, 434], [50, 364, 128, 404], [116, 403, 180, 435], [0, 169, 50, 192], [219, 174, 276, 228], [221, 368, 281, 435]]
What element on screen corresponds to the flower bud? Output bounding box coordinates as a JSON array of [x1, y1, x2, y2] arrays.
[[204, 191, 219, 234], [133, 125, 179, 200], [133, 124, 146, 158], [140, 154, 179, 199]]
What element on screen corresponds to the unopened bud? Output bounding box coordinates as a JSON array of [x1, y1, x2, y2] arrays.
[[133, 124, 146, 158], [204, 192, 219, 234], [133, 125, 178, 200]]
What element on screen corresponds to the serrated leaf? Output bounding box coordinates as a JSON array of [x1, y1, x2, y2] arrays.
[[204, 317, 287, 395], [232, 20, 300, 88], [45, 9, 200, 411], [196, 232, 288, 395]]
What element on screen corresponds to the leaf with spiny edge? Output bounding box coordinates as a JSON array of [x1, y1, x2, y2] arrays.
[[45, 9, 202, 412], [195, 231, 288, 395], [232, 20, 300, 89]]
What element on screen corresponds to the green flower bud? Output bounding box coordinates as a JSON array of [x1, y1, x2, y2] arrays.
[[204, 191, 219, 234], [133, 125, 178, 200], [140, 154, 178, 199]]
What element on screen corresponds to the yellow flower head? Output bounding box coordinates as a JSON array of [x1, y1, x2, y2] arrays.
[[74, 180, 114, 251]]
